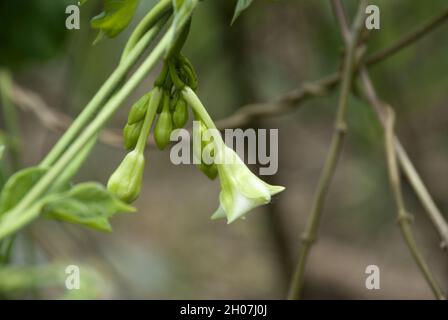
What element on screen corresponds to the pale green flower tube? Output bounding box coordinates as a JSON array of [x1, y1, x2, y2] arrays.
[[182, 87, 285, 223]]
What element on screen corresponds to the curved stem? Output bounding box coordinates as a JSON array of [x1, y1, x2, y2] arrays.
[[0, 0, 200, 238], [395, 141, 448, 250], [121, 0, 172, 62], [182, 87, 217, 131], [41, 14, 169, 167], [383, 107, 445, 300]]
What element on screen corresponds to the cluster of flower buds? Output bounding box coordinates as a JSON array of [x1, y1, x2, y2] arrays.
[[108, 53, 285, 222], [108, 55, 198, 203], [152, 55, 198, 150]]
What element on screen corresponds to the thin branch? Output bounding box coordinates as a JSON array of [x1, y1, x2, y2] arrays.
[[395, 142, 448, 250], [287, 0, 367, 300], [335, 0, 446, 299], [359, 69, 448, 251], [366, 8, 448, 65], [383, 105, 446, 300], [330, 0, 351, 43], [219, 6, 448, 129]]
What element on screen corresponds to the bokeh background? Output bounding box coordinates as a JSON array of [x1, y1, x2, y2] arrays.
[[0, 0, 447, 299]]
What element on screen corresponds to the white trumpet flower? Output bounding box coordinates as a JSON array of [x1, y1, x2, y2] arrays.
[[211, 143, 285, 223]]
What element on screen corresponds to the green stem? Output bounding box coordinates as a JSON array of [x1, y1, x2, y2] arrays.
[[287, 0, 367, 300], [0, 27, 177, 240], [121, 0, 172, 63], [48, 135, 98, 193], [182, 87, 217, 130], [40, 14, 169, 168], [384, 108, 446, 300], [136, 88, 162, 153], [1, 0, 199, 230]]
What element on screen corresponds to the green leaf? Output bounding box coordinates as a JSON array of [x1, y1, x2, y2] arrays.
[[42, 182, 135, 232], [0, 167, 47, 216], [91, 0, 139, 41], [0, 145, 4, 161], [231, 0, 254, 25]]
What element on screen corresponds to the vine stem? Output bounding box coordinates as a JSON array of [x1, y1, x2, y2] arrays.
[[366, 8, 448, 65], [383, 106, 446, 300], [0, 4, 197, 240], [121, 0, 172, 62], [359, 66, 448, 299], [181, 87, 217, 131], [287, 0, 367, 300], [40, 11, 170, 167], [334, 0, 446, 300], [359, 68, 448, 251]]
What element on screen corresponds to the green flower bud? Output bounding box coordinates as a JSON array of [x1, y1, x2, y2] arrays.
[[154, 93, 173, 150], [127, 92, 151, 125], [107, 150, 145, 204], [123, 121, 143, 150], [173, 98, 189, 129]]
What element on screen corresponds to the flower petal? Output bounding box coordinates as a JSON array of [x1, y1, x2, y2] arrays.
[[211, 205, 226, 220], [226, 188, 267, 223], [212, 139, 286, 223]]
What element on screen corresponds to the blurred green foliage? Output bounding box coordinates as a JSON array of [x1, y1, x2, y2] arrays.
[[0, 0, 71, 69]]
